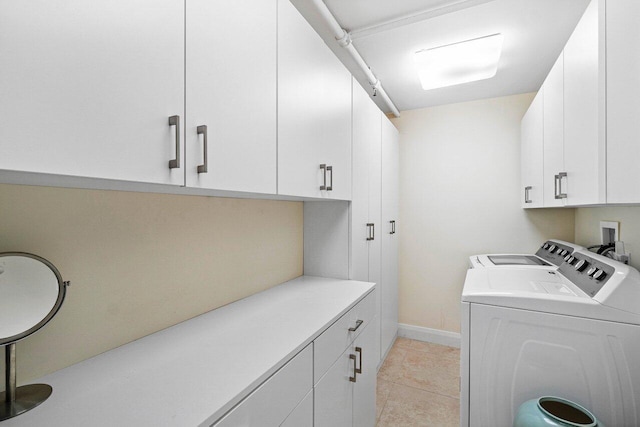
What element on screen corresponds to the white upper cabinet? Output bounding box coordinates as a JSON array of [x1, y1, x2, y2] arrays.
[[0, 0, 185, 186], [521, 90, 544, 208], [563, 0, 605, 205], [542, 53, 566, 207], [606, 0, 640, 204], [185, 0, 277, 194], [277, 0, 352, 200]]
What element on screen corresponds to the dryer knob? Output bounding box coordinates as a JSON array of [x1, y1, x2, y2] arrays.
[[593, 270, 607, 281], [564, 254, 572, 262], [575, 259, 588, 272], [567, 256, 576, 264], [587, 267, 598, 276], [543, 243, 551, 250], [548, 245, 557, 253]]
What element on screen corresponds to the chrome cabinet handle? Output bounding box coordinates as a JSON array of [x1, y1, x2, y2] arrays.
[[349, 354, 357, 382], [320, 164, 327, 190], [355, 347, 363, 374], [524, 186, 532, 204], [555, 172, 568, 199], [326, 165, 333, 191], [349, 319, 363, 332], [197, 125, 208, 174], [366, 223, 374, 241], [168, 115, 180, 169], [390, 220, 396, 234]]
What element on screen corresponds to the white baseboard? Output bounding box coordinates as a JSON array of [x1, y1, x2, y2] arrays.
[[398, 323, 461, 348]]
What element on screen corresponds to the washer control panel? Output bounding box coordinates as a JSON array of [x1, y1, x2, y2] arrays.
[[535, 241, 578, 266], [559, 253, 615, 297]]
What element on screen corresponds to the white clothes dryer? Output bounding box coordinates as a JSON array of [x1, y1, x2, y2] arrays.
[[460, 249, 640, 427], [469, 239, 583, 269]]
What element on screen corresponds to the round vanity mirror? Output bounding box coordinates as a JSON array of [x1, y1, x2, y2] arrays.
[[0, 252, 68, 421]]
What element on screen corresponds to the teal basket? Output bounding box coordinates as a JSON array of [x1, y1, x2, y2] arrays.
[[514, 396, 601, 427]]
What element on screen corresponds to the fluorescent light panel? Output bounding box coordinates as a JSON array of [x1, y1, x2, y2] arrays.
[[414, 33, 503, 90]]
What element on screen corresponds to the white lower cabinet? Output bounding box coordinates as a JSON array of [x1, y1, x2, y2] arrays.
[[213, 344, 312, 427], [314, 290, 378, 427], [315, 347, 354, 427], [216, 288, 378, 427], [315, 320, 378, 427], [1, 277, 375, 426], [281, 390, 313, 427], [351, 320, 378, 427]]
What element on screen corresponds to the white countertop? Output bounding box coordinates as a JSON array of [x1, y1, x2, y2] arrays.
[[4, 276, 375, 427]]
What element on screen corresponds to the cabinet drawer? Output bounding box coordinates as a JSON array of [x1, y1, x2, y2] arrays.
[[281, 389, 313, 427], [314, 290, 376, 383], [213, 344, 312, 427]]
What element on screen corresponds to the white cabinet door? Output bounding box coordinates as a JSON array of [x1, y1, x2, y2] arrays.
[[353, 321, 378, 427], [185, 0, 276, 194], [542, 53, 566, 207], [380, 117, 399, 360], [350, 81, 381, 281], [0, 0, 184, 186], [520, 90, 544, 208], [277, 0, 352, 200], [606, 0, 640, 203], [563, 0, 604, 205], [214, 345, 312, 427], [314, 347, 354, 427]]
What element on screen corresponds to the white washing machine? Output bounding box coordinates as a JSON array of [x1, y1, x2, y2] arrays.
[[469, 239, 583, 269], [460, 249, 640, 427]]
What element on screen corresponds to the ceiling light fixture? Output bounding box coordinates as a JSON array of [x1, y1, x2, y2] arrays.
[[414, 33, 503, 91]]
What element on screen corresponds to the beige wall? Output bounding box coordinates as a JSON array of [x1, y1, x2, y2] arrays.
[[575, 207, 640, 270], [391, 93, 575, 334], [0, 184, 302, 386]]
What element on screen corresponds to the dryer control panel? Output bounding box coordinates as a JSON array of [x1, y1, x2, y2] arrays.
[[559, 253, 615, 297]]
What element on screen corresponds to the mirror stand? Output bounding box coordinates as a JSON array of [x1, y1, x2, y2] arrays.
[[0, 343, 52, 421]]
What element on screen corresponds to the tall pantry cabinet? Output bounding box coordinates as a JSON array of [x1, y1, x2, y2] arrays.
[[350, 81, 382, 319], [380, 118, 399, 360], [304, 80, 399, 367], [350, 80, 399, 363]]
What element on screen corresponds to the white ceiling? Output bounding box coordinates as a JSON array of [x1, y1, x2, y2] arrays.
[[290, 0, 590, 113]]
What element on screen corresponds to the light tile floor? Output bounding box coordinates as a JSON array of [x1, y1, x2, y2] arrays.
[[376, 337, 460, 427]]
